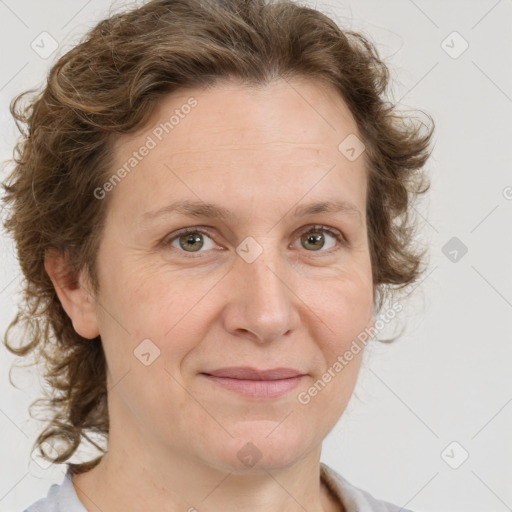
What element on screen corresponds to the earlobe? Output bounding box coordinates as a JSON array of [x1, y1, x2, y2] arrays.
[[44, 248, 100, 339]]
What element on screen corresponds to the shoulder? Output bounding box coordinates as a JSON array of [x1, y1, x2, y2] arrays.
[[23, 468, 87, 512], [320, 462, 415, 512]]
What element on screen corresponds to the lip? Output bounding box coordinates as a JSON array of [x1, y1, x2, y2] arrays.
[[200, 367, 307, 399], [203, 367, 305, 380]]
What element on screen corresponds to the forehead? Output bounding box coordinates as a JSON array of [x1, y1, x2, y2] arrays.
[[107, 77, 367, 218], [117, 77, 361, 158]]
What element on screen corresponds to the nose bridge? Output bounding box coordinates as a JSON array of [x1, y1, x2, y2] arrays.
[[228, 235, 298, 341], [242, 237, 289, 305], [247, 240, 284, 288]]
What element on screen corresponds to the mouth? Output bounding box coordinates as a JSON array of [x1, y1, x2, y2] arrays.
[[199, 367, 308, 399]]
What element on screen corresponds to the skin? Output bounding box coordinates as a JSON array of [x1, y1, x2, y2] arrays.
[[45, 77, 376, 512]]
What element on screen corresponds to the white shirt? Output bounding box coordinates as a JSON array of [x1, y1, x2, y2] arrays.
[[23, 462, 414, 512]]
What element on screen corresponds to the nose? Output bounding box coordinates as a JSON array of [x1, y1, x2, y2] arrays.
[[221, 243, 301, 344]]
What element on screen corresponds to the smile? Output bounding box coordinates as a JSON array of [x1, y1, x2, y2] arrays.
[[200, 371, 307, 399]]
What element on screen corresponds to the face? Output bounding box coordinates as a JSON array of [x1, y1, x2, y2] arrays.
[[84, 78, 375, 472]]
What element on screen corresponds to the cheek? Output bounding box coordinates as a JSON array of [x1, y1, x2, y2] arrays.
[[305, 270, 373, 347], [296, 279, 371, 426], [97, 252, 201, 333], [97, 266, 218, 398]]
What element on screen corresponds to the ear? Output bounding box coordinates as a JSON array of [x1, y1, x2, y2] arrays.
[[44, 248, 100, 339]]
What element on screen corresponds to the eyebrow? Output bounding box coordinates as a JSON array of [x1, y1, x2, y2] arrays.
[[142, 199, 362, 224]]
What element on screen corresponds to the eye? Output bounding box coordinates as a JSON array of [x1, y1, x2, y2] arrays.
[[161, 224, 347, 258], [165, 227, 217, 255], [292, 225, 346, 254]]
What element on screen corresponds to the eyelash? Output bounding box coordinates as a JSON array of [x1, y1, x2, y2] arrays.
[[161, 224, 348, 258]]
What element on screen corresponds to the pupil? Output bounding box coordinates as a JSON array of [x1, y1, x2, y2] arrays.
[[181, 233, 203, 252], [305, 232, 323, 251]]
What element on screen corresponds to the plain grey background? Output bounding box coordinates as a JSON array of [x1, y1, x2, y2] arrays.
[[0, 1, 511, 511]]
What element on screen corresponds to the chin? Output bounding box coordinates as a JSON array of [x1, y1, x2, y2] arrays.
[[205, 420, 317, 473]]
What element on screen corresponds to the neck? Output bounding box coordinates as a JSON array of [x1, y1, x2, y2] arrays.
[[72, 433, 342, 512]]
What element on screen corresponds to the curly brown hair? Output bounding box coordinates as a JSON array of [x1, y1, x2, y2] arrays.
[[1, 0, 435, 474]]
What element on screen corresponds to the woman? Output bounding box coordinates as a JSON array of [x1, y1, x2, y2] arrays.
[[2, 0, 435, 510]]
